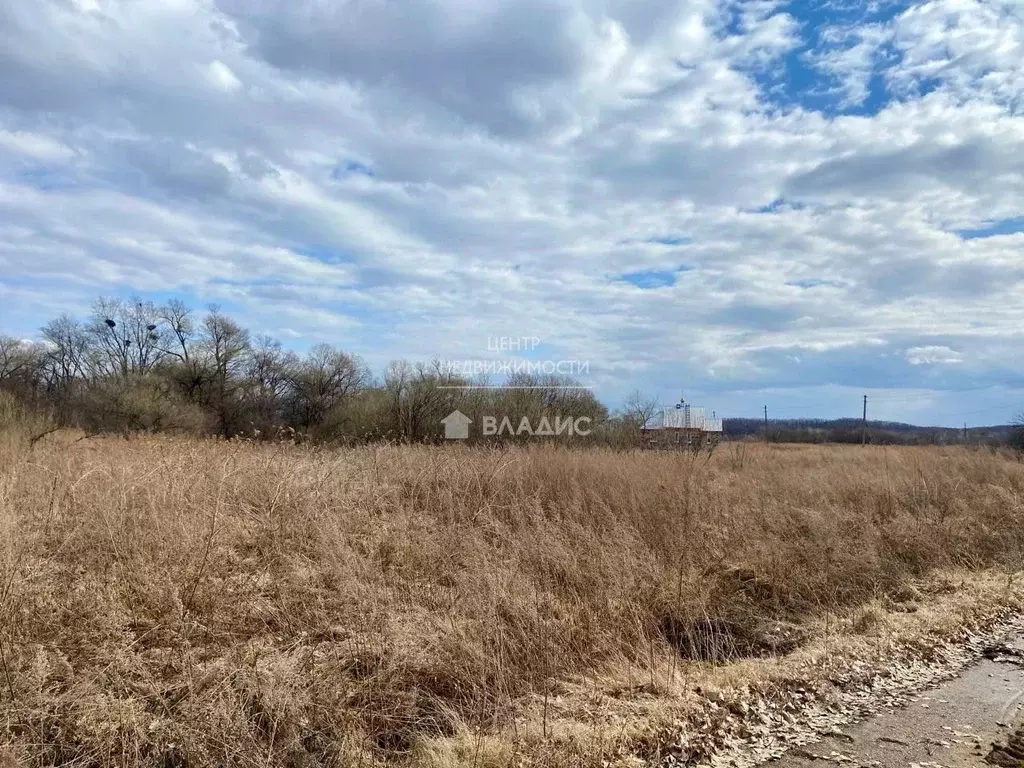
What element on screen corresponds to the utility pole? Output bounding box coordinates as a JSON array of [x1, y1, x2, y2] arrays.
[[764, 404, 769, 444], [862, 394, 868, 446], [963, 422, 968, 443]]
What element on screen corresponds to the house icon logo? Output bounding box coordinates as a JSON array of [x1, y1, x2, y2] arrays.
[[441, 410, 472, 440]]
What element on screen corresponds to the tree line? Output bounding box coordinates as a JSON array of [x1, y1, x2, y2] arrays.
[[6, 298, 1018, 449], [725, 416, 1022, 447], [0, 297, 618, 443]]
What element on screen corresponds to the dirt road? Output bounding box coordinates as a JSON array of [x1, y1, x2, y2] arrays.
[[767, 643, 1024, 768]]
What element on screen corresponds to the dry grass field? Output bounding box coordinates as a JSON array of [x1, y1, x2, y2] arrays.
[[2, 410, 1024, 766]]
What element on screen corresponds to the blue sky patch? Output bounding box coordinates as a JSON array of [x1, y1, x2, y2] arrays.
[[297, 245, 355, 265], [332, 160, 374, 179], [749, 197, 808, 214], [646, 235, 691, 246], [746, 0, 911, 117], [19, 167, 76, 191], [618, 267, 690, 289], [956, 218, 1024, 240], [787, 277, 845, 289]]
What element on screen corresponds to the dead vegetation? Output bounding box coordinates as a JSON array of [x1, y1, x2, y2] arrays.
[[1, 420, 1024, 766]]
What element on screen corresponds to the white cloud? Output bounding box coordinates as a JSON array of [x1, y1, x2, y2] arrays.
[[206, 60, 242, 92], [806, 22, 892, 107], [906, 345, 964, 365], [889, 0, 1024, 107], [0, 130, 74, 162]]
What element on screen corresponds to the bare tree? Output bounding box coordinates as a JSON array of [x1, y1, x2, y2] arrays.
[[622, 390, 660, 429], [40, 315, 88, 390], [384, 359, 464, 441], [285, 344, 369, 431], [157, 298, 195, 363], [199, 307, 251, 436], [242, 335, 297, 432], [86, 297, 166, 379], [0, 336, 43, 398], [157, 299, 209, 402], [485, 372, 606, 437]]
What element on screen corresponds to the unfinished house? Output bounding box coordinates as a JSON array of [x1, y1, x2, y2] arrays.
[[642, 403, 724, 449]]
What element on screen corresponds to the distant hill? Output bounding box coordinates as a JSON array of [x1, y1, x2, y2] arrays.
[[723, 417, 1018, 445]]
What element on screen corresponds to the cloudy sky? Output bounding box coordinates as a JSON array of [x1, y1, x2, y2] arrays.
[[1, 0, 1022, 425]]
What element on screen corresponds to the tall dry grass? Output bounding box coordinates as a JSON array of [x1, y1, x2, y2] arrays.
[[1, 430, 1023, 766]]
